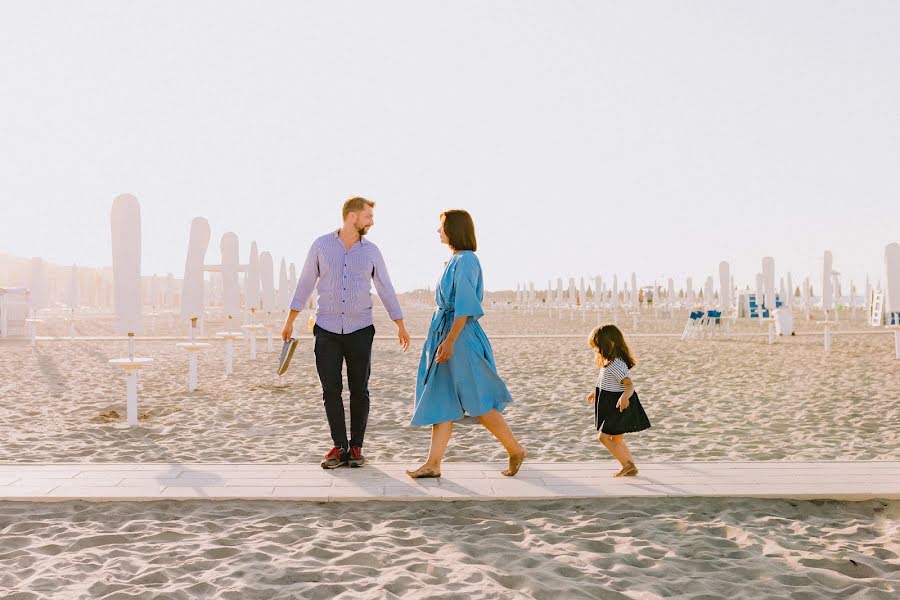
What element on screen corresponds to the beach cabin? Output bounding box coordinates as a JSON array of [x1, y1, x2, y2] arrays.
[[0, 287, 29, 337], [738, 292, 783, 319]]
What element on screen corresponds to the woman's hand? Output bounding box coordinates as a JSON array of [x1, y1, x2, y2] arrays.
[[615, 396, 630, 412], [435, 337, 455, 363], [586, 391, 595, 404]]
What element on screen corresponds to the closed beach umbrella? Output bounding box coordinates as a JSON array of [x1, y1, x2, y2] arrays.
[[886, 243, 900, 313], [66, 264, 79, 309], [631, 273, 638, 307], [612, 275, 619, 309], [29, 257, 48, 310], [289, 263, 298, 306], [246, 241, 261, 311], [181, 217, 210, 320], [762, 257, 776, 310], [786, 272, 793, 308], [260, 251, 275, 312], [110, 194, 143, 335], [278, 258, 290, 310], [822, 251, 834, 309], [220, 232, 240, 319], [719, 262, 731, 311]]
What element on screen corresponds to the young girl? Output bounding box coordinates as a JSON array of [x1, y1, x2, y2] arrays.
[[586, 324, 651, 476]]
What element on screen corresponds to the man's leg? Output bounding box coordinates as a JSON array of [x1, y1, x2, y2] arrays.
[[345, 324, 375, 450], [313, 324, 348, 450]]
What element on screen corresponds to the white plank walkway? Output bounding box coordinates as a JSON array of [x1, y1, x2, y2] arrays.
[[0, 462, 898, 502]]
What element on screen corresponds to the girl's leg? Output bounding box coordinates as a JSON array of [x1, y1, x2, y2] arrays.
[[610, 434, 635, 467], [407, 421, 452, 477], [599, 433, 635, 467], [477, 409, 527, 476]]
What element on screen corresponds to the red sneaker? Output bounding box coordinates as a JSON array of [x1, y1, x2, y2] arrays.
[[321, 446, 348, 469], [348, 446, 366, 468]]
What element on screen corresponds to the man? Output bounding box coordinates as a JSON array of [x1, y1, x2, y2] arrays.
[[282, 197, 410, 469]]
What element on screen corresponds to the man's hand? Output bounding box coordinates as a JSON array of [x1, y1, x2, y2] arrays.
[[398, 326, 410, 352], [435, 338, 454, 363], [281, 321, 293, 342]]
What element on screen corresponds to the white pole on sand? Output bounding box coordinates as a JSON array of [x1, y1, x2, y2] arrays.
[[611, 275, 619, 323], [762, 257, 776, 343], [568, 277, 576, 321], [241, 242, 264, 359], [547, 280, 552, 318], [25, 314, 43, 346], [818, 250, 835, 352], [579, 277, 586, 322], [556, 277, 563, 320], [177, 217, 211, 391], [217, 232, 244, 376], [66, 264, 79, 340], [107, 194, 153, 427]]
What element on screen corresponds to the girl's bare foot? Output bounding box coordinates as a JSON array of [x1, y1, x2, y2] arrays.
[[614, 462, 638, 477], [502, 447, 527, 477], [406, 465, 441, 479]]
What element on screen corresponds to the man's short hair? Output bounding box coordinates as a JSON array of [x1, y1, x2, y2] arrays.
[[342, 197, 376, 220]]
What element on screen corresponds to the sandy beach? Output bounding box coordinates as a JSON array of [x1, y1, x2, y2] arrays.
[[1, 498, 897, 599], [2, 307, 898, 599], [1, 306, 896, 465]]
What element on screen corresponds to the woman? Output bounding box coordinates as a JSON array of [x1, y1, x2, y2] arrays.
[[407, 210, 527, 478]]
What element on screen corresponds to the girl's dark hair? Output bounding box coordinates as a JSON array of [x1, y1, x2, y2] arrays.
[[440, 210, 477, 252], [588, 324, 637, 369]]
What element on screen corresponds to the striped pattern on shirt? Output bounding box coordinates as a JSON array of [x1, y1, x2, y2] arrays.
[[596, 357, 631, 392], [289, 231, 403, 335]]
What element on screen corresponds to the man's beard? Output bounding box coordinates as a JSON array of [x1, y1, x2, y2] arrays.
[[357, 225, 370, 236]]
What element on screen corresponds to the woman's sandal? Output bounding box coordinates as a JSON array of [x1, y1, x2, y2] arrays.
[[406, 467, 441, 479], [614, 463, 638, 477]]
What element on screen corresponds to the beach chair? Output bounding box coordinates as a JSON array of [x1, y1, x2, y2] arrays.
[[681, 310, 705, 340], [701, 310, 723, 338]]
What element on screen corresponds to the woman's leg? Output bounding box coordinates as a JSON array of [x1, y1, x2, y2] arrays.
[[407, 421, 452, 477], [477, 409, 527, 476]]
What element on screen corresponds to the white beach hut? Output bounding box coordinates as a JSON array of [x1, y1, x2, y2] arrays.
[[884, 243, 900, 358]]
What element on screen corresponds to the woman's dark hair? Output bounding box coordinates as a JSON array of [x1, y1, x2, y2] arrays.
[[440, 210, 477, 252], [588, 324, 637, 369]]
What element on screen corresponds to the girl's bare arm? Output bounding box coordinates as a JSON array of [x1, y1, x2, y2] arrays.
[[616, 378, 634, 411]]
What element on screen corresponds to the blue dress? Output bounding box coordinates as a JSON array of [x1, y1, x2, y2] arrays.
[[411, 251, 513, 426]]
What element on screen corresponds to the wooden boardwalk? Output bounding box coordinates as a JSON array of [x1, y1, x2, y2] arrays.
[[1, 461, 897, 502]]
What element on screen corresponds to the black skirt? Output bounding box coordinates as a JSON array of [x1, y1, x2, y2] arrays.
[[594, 387, 651, 435]]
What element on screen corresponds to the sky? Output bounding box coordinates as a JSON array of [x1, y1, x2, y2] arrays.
[[1, 1, 898, 293]]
